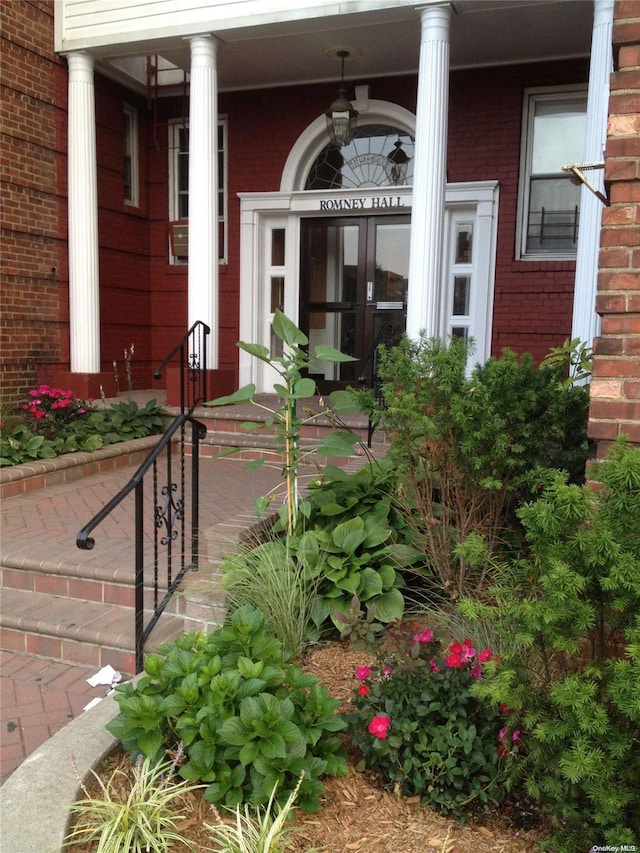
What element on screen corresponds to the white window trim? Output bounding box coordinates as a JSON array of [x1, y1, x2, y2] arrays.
[[123, 104, 139, 207], [168, 118, 228, 264], [516, 84, 588, 262]]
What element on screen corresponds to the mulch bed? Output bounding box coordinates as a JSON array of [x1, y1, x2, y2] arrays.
[[69, 642, 543, 852]]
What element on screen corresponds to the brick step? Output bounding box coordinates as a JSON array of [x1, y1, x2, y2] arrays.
[[0, 588, 186, 675], [0, 554, 190, 613]]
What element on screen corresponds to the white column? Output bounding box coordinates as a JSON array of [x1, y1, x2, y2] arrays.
[[572, 0, 614, 347], [406, 3, 452, 340], [187, 35, 219, 369], [67, 52, 100, 373]]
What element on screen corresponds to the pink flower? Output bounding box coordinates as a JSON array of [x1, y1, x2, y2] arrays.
[[419, 628, 434, 644], [449, 642, 463, 655], [368, 715, 391, 739], [429, 658, 440, 673], [478, 648, 492, 663], [355, 666, 371, 681], [358, 684, 369, 696], [446, 653, 463, 668], [512, 730, 520, 742], [383, 666, 393, 677], [470, 662, 482, 679]]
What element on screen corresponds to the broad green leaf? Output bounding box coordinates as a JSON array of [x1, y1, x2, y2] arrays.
[[292, 377, 317, 398], [245, 458, 266, 471], [206, 384, 256, 407], [327, 389, 363, 414], [237, 341, 272, 363], [331, 517, 366, 555], [313, 345, 357, 363], [372, 587, 405, 623], [272, 310, 308, 346], [316, 432, 359, 458], [359, 567, 384, 599]]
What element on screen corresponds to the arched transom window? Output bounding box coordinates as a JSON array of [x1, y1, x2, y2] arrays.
[[305, 125, 415, 190]]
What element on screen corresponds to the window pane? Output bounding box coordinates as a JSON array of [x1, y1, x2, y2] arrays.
[[451, 327, 468, 343], [531, 98, 586, 174], [453, 276, 471, 316], [374, 223, 409, 302], [526, 177, 581, 253], [455, 224, 473, 264], [270, 277, 284, 313], [271, 230, 285, 266], [308, 224, 358, 304], [308, 311, 358, 381]]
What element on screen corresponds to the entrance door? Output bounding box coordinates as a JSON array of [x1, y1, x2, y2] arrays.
[[300, 216, 410, 392]]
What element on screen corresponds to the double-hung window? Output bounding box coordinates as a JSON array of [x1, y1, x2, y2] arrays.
[[168, 119, 227, 262], [517, 87, 587, 259]]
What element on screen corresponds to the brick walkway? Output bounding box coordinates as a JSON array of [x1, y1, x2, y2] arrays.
[[0, 453, 283, 784], [0, 651, 106, 783]]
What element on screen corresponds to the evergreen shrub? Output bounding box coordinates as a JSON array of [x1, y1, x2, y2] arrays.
[[460, 441, 640, 850]]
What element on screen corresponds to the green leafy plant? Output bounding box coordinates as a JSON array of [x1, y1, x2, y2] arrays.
[[65, 748, 201, 852], [0, 395, 165, 467], [364, 335, 589, 599], [220, 534, 322, 657], [346, 622, 504, 818], [295, 516, 406, 633], [107, 605, 348, 813], [460, 441, 640, 850], [206, 310, 361, 535], [540, 336, 593, 388], [205, 771, 322, 853]]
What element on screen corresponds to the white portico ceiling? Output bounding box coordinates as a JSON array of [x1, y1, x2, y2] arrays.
[[94, 0, 594, 95]]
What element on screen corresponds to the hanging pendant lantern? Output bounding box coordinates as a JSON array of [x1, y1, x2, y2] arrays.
[[387, 138, 410, 185], [325, 50, 358, 147]]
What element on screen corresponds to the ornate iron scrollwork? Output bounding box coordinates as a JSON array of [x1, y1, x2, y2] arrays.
[[155, 483, 184, 546]]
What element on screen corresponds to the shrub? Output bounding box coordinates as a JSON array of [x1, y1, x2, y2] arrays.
[[365, 336, 589, 599], [346, 622, 505, 818], [460, 441, 640, 850], [107, 606, 348, 813]]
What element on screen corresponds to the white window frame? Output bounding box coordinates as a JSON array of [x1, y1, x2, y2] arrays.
[[123, 104, 139, 207], [516, 85, 588, 261], [168, 118, 228, 263]]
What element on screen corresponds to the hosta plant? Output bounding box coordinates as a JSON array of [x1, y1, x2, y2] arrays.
[[346, 622, 505, 818], [107, 605, 348, 812]]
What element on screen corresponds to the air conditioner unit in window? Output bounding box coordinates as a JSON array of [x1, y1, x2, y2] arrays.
[[169, 221, 188, 258]]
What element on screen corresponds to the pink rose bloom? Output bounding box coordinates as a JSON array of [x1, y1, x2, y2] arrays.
[[460, 641, 476, 662], [429, 658, 440, 673], [478, 648, 492, 663], [355, 666, 371, 681], [512, 730, 520, 742], [419, 628, 434, 644], [383, 666, 393, 676], [358, 684, 369, 696], [368, 715, 391, 739], [470, 662, 482, 679], [446, 653, 463, 668]]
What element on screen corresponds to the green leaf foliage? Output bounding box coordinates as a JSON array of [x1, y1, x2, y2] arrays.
[[460, 442, 640, 850], [346, 623, 504, 818], [107, 606, 347, 812]]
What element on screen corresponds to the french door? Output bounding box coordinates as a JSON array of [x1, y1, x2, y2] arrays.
[[300, 215, 410, 392]]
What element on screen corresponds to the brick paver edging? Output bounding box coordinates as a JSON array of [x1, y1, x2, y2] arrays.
[[0, 436, 161, 500], [0, 690, 121, 853]]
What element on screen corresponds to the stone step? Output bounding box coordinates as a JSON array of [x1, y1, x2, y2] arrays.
[[0, 588, 186, 675]]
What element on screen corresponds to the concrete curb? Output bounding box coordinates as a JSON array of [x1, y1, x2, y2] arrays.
[[0, 693, 120, 853]]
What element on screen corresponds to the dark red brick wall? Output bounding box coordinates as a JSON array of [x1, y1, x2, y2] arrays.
[[589, 0, 640, 453], [0, 0, 66, 404], [2, 7, 593, 396]]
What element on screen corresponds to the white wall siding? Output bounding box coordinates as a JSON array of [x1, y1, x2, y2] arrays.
[[56, 0, 413, 53]]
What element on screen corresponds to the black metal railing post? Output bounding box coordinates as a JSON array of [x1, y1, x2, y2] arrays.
[[78, 322, 210, 673]]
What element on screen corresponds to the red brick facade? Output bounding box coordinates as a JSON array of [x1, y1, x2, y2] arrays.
[[2, 1, 638, 455], [0, 1, 67, 402], [589, 0, 640, 453]]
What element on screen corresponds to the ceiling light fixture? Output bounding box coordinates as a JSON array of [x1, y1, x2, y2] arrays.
[[325, 49, 358, 148]]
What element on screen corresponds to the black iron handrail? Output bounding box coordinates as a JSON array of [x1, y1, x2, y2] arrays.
[[77, 322, 210, 672], [358, 321, 402, 447], [154, 320, 210, 414]]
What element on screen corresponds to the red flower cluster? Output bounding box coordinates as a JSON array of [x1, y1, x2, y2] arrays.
[[445, 639, 492, 679], [21, 385, 91, 434]]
